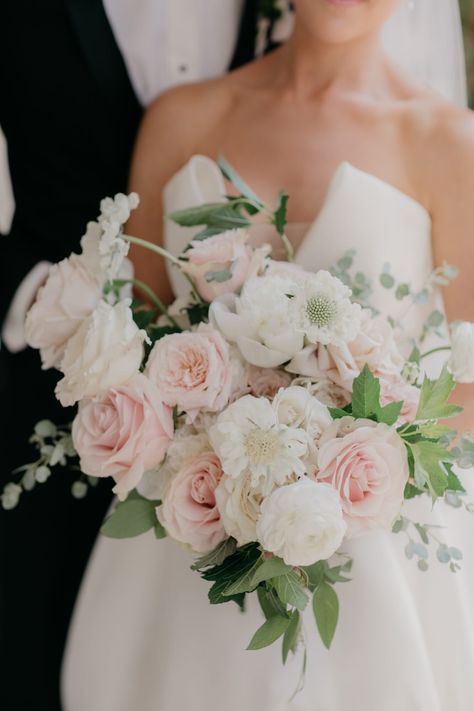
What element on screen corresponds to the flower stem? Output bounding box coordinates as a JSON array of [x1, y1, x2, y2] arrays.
[[122, 233, 203, 304], [419, 345, 451, 360], [113, 278, 180, 329]]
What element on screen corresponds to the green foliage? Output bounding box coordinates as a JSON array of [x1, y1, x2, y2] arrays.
[[186, 302, 209, 325], [200, 543, 261, 607], [350, 365, 402, 424], [312, 582, 339, 650], [257, 585, 288, 620], [409, 440, 454, 499], [282, 610, 301, 664], [247, 615, 290, 651], [269, 572, 309, 612], [415, 366, 463, 421], [191, 538, 237, 571], [250, 556, 292, 587], [273, 191, 289, 236], [101, 490, 160, 539], [218, 154, 264, 207]]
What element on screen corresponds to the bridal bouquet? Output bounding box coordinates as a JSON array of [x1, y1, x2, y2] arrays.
[[6, 158, 474, 663]]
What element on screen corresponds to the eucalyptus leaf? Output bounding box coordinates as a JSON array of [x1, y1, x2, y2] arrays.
[[218, 155, 264, 207], [168, 202, 228, 227], [312, 582, 339, 650]]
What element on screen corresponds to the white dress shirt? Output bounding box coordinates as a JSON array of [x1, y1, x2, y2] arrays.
[[1, 0, 243, 352]]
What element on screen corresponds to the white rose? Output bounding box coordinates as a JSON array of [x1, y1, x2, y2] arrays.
[[449, 321, 474, 383], [209, 274, 304, 368], [273, 386, 332, 463], [256, 479, 346, 566], [215, 472, 263, 546], [55, 299, 146, 406], [25, 254, 101, 369]]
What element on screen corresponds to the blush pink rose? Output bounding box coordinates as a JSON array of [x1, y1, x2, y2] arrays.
[[72, 373, 173, 499], [247, 366, 292, 399], [379, 375, 420, 425], [25, 254, 101, 369], [158, 450, 227, 553], [180, 229, 253, 302], [145, 324, 232, 421], [317, 417, 408, 537]]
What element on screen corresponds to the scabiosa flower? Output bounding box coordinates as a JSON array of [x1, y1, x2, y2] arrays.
[[209, 395, 308, 495], [291, 270, 362, 346]]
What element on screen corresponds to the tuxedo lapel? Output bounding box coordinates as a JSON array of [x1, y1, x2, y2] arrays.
[[229, 0, 259, 69], [66, 0, 141, 112]]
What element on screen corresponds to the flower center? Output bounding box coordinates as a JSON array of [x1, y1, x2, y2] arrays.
[[245, 429, 281, 465], [305, 294, 338, 327]]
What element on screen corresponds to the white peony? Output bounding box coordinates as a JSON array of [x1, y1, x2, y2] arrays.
[[80, 192, 139, 282], [449, 321, 474, 383], [209, 274, 304, 368], [55, 299, 146, 406], [215, 471, 263, 546], [209, 395, 308, 495], [290, 270, 362, 346], [273, 386, 332, 462], [256, 479, 347, 566], [25, 254, 101, 369]]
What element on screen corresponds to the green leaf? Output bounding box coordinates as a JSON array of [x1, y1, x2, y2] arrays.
[[404, 481, 425, 499], [415, 366, 463, 421], [101, 496, 158, 539], [133, 308, 157, 330], [203, 543, 261, 605], [312, 582, 339, 650], [273, 191, 289, 236], [247, 615, 290, 651], [303, 561, 327, 591], [418, 423, 456, 440], [395, 283, 410, 300], [408, 346, 421, 364], [223, 558, 262, 596], [186, 303, 209, 325], [375, 401, 403, 426], [380, 273, 395, 289], [282, 610, 301, 664], [446, 466, 466, 494], [410, 440, 453, 499], [154, 520, 167, 539], [257, 585, 288, 620], [351, 365, 381, 419], [415, 523, 429, 544], [329, 406, 352, 420], [218, 154, 264, 207], [191, 538, 237, 571], [250, 557, 292, 587], [168, 202, 228, 227], [270, 572, 309, 612]]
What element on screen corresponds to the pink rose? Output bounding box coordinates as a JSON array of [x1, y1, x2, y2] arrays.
[[247, 366, 292, 398], [317, 417, 408, 537], [287, 310, 404, 391], [72, 373, 173, 499], [180, 229, 253, 302], [25, 254, 101, 369], [145, 324, 232, 421], [158, 449, 227, 553], [379, 375, 420, 425]]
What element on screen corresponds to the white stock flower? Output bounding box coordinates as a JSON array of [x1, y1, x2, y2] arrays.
[[55, 299, 146, 406], [209, 395, 308, 495], [215, 471, 263, 546], [449, 322, 474, 383], [209, 274, 304, 368], [256, 479, 346, 566], [290, 270, 362, 346], [80, 193, 139, 282]]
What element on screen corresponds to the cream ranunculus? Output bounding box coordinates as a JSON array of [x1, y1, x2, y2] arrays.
[[209, 274, 304, 368], [24, 254, 101, 369], [273, 386, 332, 463], [215, 471, 263, 546], [55, 299, 146, 406], [256, 479, 346, 566], [449, 321, 474, 383]]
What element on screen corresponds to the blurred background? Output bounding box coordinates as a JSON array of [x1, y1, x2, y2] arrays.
[[461, 0, 474, 106]]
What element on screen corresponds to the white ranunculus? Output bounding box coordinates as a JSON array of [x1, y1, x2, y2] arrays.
[[256, 479, 346, 566], [290, 270, 362, 346], [25, 254, 101, 369], [215, 471, 263, 546], [80, 193, 139, 283], [55, 299, 146, 406], [273, 386, 332, 463], [209, 274, 304, 368], [449, 322, 474, 383], [209, 395, 308, 495]]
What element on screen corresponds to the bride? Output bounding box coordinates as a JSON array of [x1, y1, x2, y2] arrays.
[[62, 1, 474, 709]]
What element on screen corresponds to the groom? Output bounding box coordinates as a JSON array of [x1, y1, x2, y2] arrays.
[[0, 1, 263, 708]]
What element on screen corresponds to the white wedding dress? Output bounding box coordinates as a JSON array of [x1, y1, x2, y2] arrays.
[[62, 156, 474, 711]]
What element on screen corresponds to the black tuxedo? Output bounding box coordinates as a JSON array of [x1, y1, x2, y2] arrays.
[[0, 1, 259, 709]]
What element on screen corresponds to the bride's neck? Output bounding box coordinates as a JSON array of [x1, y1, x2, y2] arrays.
[[274, 24, 388, 100]]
